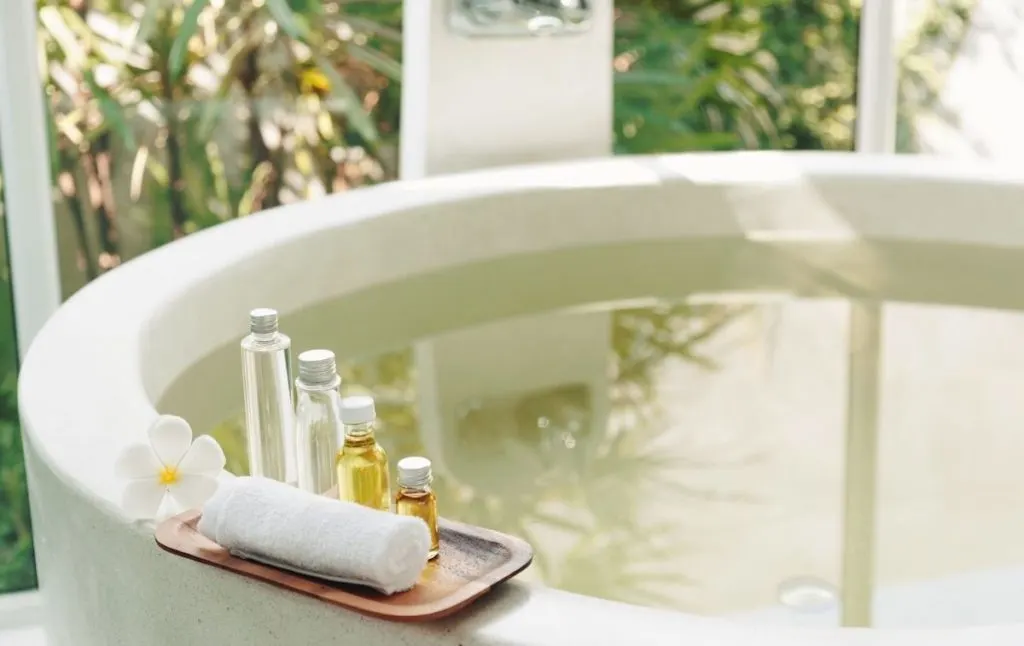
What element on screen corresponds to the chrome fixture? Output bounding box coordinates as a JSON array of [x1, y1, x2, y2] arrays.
[[450, 0, 593, 37]]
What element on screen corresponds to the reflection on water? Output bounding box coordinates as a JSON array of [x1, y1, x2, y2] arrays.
[[208, 294, 1024, 628]]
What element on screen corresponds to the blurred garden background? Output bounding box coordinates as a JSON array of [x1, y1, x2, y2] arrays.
[[0, 0, 977, 593]]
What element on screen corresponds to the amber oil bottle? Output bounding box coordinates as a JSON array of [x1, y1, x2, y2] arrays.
[[395, 456, 439, 559], [335, 395, 391, 511]]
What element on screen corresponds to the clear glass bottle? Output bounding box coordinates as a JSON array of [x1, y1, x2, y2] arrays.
[[335, 395, 391, 511], [240, 308, 295, 484], [395, 456, 439, 559], [294, 349, 342, 495]]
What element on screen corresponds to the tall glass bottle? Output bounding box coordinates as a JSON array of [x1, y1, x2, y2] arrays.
[[240, 308, 294, 483], [294, 349, 342, 495], [336, 395, 391, 511]]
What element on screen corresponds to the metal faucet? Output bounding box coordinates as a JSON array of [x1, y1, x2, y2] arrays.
[[450, 0, 593, 37]]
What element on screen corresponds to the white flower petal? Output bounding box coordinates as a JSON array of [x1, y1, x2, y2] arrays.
[[121, 479, 166, 519], [153, 498, 181, 524], [148, 415, 193, 467], [168, 474, 218, 510], [114, 443, 160, 480], [177, 435, 226, 477]]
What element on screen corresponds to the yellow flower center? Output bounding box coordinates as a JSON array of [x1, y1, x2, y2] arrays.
[[158, 465, 179, 486]]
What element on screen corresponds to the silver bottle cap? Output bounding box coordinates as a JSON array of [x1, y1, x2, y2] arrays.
[[297, 349, 338, 386], [397, 456, 432, 488], [340, 395, 375, 425], [249, 308, 279, 335]]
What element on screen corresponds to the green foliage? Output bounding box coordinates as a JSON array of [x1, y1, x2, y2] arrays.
[[36, 0, 403, 258], [613, 0, 859, 153], [0, 375, 35, 593], [759, 0, 860, 150], [614, 0, 786, 152], [614, 0, 976, 153], [0, 222, 35, 591]]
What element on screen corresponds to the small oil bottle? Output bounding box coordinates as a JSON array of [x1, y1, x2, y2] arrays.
[[336, 395, 391, 511], [294, 349, 342, 495], [395, 456, 439, 559]]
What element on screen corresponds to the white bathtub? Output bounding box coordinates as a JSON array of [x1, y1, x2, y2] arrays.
[[19, 152, 1024, 645]]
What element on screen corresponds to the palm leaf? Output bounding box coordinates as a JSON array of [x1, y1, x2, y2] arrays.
[[134, 0, 162, 45], [39, 6, 86, 68], [311, 53, 378, 144], [169, 0, 210, 82], [348, 44, 401, 81], [266, 0, 309, 41], [83, 72, 135, 149]]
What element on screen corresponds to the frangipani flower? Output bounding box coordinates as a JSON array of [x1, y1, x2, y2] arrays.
[[115, 415, 225, 520]]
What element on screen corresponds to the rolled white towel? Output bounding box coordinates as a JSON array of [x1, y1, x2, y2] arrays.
[[197, 476, 430, 595]]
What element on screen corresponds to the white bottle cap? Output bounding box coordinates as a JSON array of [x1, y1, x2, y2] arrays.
[[249, 308, 278, 335], [297, 349, 338, 387], [340, 395, 376, 425], [397, 456, 432, 488]]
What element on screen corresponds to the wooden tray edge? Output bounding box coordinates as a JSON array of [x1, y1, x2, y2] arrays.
[[154, 510, 533, 622]]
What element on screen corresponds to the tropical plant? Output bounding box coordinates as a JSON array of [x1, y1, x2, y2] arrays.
[[614, 0, 977, 153], [613, 0, 852, 153], [614, 0, 785, 152], [0, 221, 34, 590], [0, 375, 33, 592], [37, 0, 402, 260]]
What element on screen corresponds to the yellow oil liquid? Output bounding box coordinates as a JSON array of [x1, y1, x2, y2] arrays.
[[335, 432, 390, 511], [396, 487, 439, 559]]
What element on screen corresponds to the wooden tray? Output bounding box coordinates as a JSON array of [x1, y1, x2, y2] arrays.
[[154, 509, 533, 622]]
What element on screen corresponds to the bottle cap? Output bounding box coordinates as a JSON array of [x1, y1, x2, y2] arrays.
[[249, 308, 279, 335], [397, 456, 432, 488], [340, 395, 376, 425], [297, 349, 338, 387]]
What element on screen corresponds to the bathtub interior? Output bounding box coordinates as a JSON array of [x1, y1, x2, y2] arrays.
[[158, 233, 1024, 629]]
